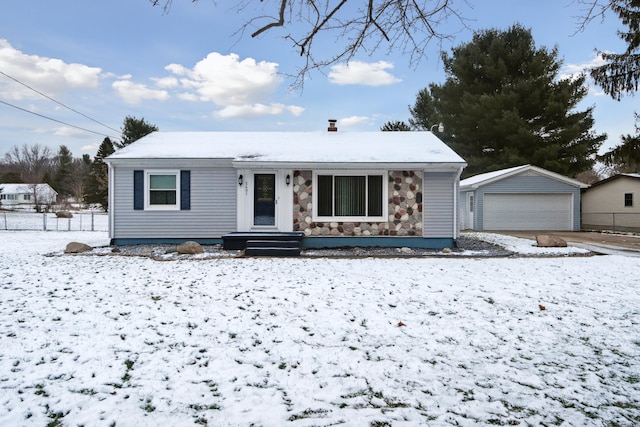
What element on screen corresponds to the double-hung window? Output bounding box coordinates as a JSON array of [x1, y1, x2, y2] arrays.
[[313, 171, 386, 221], [146, 170, 180, 210], [625, 193, 633, 207]]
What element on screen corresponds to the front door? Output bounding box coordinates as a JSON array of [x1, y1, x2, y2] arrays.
[[253, 173, 276, 226]]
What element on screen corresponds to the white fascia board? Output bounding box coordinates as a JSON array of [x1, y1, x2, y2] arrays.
[[105, 158, 232, 168], [232, 161, 466, 171]]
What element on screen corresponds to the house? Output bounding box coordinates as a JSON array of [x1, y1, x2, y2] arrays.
[[105, 128, 467, 249], [0, 183, 58, 208], [459, 165, 587, 231], [581, 173, 640, 231]]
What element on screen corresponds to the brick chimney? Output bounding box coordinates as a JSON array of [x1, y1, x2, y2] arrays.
[[327, 119, 337, 132]]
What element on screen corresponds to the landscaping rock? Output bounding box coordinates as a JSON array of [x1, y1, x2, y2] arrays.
[[56, 211, 73, 218], [536, 235, 567, 247], [65, 242, 93, 253], [177, 241, 204, 254]]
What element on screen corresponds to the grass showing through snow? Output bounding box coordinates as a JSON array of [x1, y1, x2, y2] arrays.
[[0, 231, 639, 426]]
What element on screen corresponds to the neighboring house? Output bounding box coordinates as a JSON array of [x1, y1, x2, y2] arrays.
[[581, 173, 640, 231], [0, 183, 58, 208], [459, 165, 587, 231], [105, 128, 467, 248]]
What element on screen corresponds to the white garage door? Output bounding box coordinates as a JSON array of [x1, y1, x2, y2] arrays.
[[483, 193, 573, 230]]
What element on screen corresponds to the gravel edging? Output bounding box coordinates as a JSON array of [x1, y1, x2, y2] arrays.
[[56, 236, 516, 260]]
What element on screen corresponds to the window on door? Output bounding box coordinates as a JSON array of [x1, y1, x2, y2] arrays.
[[254, 174, 276, 226]]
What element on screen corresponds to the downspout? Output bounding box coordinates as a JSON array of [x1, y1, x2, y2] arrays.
[[108, 162, 115, 243], [453, 166, 464, 241]]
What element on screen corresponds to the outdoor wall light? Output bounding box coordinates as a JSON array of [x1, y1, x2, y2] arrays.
[[431, 122, 445, 133], [286, 174, 291, 186], [238, 174, 243, 186]]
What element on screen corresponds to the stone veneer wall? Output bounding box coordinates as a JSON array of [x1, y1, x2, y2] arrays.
[[292, 170, 423, 236]]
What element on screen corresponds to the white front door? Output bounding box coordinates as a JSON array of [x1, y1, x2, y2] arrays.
[[237, 170, 293, 232], [253, 173, 277, 227]]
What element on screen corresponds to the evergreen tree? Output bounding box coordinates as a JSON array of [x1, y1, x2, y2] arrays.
[[116, 116, 158, 149], [53, 145, 74, 200], [409, 25, 606, 177], [598, 114, 640, 173], [380, 120, 412, 131], [586, 1, 640, 173], [85, 137, 115, 210], [589, 0, 640, 100]]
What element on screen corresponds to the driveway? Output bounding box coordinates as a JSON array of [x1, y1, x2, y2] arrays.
[[493, 230, 640, 257]]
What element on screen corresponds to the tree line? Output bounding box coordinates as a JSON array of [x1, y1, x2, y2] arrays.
[[0, 116, 157, 211]]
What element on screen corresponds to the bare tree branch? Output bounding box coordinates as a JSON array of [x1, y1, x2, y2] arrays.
[[251, 0, 287, 37], [150, 0, 470, 88]]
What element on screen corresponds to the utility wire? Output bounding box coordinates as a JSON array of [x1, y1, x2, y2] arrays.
[[0, 99, 119, 139], [0, 69, 121, 134]]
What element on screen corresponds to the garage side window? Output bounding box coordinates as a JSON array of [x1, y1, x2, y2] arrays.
[[625, 193, 633, 207]]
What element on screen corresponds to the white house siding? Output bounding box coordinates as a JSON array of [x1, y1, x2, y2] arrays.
[[423, 172, 457, 238], [111, 166, 237, 240], [582, 176, 640, 231], [475, 175, 581, 231]]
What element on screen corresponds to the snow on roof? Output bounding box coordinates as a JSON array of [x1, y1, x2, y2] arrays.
[[460, 165, 529, 187], [106, 131, 466, 165], [0, 183, 57, 194], [460, 164, 588, 189], [621, 173, 640, 179]]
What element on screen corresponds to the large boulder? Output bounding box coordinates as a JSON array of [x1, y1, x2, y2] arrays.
[[536, 235, 567, 248], [177, 241, 204, 255], [65, 242, 93, 253]]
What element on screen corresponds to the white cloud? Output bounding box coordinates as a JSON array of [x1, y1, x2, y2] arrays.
[[112, 79, 169, 104], [215, 103, 304, 119], [339, 116, 370, 127], [0, 39, 102, 100], [151, 76, 179, 88], [161, 52, 302, 119], [561, 53, 609, 80], [328, 61, 401, 86], [54, 126, 86, 138], [81, 143, 100, 153], [562, 53, 610, 96]]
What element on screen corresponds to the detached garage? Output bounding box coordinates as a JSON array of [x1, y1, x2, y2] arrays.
[[459, 165, 588, 231]]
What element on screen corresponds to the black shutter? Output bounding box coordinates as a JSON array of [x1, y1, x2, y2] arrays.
[[180, 170, 191, 210], [133, 170, 144, 210]]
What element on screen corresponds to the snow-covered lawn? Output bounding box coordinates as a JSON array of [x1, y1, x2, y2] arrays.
[[1, 231, 639, 426]]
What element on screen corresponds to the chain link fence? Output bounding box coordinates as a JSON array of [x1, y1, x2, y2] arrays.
[[582, 212, 640, 232], [0, 211, 108, 232]]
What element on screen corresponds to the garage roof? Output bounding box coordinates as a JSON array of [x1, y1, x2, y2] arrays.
[[460, 164, 588, 190]]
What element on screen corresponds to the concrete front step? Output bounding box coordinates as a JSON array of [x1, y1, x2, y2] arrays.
[[244, 246, 301, 257], [222, 231, 304, 250]]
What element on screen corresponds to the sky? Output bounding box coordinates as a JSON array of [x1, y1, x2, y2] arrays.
[[0, 0, 637, 160]]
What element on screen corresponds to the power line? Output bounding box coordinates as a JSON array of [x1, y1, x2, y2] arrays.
[[0, 99, 119, 139], [0, 69, 121, 134]]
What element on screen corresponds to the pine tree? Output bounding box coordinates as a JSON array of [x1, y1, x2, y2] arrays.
[[380, 120, 412, 131], [116, 116, 158, 149], [589, 0, 640, 100], [587, 0, 640, 173], [85, 137, 115, 210], [410, 25, 606, 177], [53, 145, 74, 202]]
